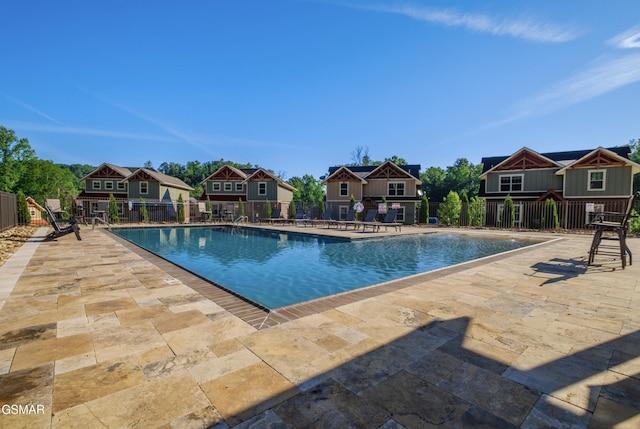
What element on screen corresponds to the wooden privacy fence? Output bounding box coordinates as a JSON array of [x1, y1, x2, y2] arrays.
[[0, 191, 17, 232]]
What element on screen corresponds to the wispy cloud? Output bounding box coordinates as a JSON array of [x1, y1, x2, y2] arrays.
[[2, 93, 62, 124], [608, 25, 640, 49], [84, 90, 295, 154], [339, 1, 581, 43], [1, 120, 181, 142], [484, 52, 640, 129]]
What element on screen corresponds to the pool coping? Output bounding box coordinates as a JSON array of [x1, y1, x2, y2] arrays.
[[105, 225, 563, 329]]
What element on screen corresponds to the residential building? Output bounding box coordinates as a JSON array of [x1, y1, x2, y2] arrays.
[[323, 161, 422, 224], [200, 165, 296, 220], [479, 146, 640, 227], [78, 163, 193, 222]]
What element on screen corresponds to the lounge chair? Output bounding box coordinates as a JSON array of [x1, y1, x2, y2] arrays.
[[328, 209, 356, 229], [308, 210, 334, 227], [588, 192, 639, 269], [361, 209, 402, 232], [339, 209, 377, 230], [260, 208, 283, 224], [44, 205, 81, 241]]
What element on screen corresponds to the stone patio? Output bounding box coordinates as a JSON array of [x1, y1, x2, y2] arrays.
[[0, 224, 639, 428]]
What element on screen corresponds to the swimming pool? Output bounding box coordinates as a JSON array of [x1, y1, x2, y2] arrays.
[[113, 226, 534, 309]]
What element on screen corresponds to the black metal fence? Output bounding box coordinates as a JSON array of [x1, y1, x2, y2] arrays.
[[16, 195, 639, 232], [0, 191, 17, 232]]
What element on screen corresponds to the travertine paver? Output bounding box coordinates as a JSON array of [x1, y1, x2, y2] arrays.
[[0, 225, 639, 428]]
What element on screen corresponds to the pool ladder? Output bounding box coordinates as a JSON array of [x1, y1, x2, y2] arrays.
[[230, 216, 248, 233]]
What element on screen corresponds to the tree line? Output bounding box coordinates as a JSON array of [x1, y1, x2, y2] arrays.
[[3, 126, 637, 216]]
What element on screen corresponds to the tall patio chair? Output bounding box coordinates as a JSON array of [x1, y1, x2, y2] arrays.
[[44, 205, 81, 241], [588, 192, 639, 269]]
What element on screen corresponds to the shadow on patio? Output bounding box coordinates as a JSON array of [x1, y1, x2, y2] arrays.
[[214, 317, 640, 428]]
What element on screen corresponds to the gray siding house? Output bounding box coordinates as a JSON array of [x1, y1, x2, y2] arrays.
[[479, 146, 640, 227], [201, 165, 296, 219]]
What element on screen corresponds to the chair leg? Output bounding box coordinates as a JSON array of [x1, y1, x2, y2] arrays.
[[588, 229, 602, 265]]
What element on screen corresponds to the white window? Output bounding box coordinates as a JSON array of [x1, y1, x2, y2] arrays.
[[258, 182, 267, 195], [339, 182, 348, 197], [117, 181, 126, 191], [395, 207, 405, 222], [497, 203, 523, 226], [388, 182, 405, 196], [224, 182, 232, 191], [235, 182, 244, 192], [140, 181, 148, 194], [588, 170, 606, 191], [212, 182, 221, 192], [499, 175, 523, 192], [92, 181, 101, 190], [105, 181, 114, 190], [339, 205, 349, 220]]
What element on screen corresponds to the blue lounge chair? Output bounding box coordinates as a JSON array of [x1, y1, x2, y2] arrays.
[[361, 209, 402, 232], [339, 209, 377, 230], [328, 209, 355, 228]]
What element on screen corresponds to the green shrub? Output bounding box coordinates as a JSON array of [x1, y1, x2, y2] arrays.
[[437, 191, 462, 226], [177, 194, 185, 223], [541, 198, 560, 229], [139, 198, 149, 223], [468, 196, 486, 227], [500, 195, 515, 228], [16, 190, 30, 225], [108, 194, 119, 224]]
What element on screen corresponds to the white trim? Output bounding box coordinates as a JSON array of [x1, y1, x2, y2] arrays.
[[339, 205, 350, 220], [92, 181, 101, 190], [224, 182, 233, 192], [212, 182, 221, 192], [497, 203, 523, 226], [235, 182, 244, 192], [258, 182, 267, 196], [339, 182, 349, 197], [499, 174, 524, 192], [388, 181, 405, 196], [140, 181, 148, 195], [104, 181, 114, 191], [587, 169, 606, 191], [117, 181, 126, 191]]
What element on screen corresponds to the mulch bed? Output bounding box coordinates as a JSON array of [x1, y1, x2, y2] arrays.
[[0, 226, 37, 267]]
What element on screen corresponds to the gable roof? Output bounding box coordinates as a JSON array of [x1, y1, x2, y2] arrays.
[[325, 162, 422, 183], [481, 146, 633, 175], [80, 163, 137, 182], [555, 147, 640, 175], [124, 168, 194, 191], [201, 165, 258, 184], [322, 166, 368, 184], [26, 196, 45, 212], [242, 168, 297, 192]]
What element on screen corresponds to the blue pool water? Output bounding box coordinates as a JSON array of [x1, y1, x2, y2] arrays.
[[113, 226, 533, 309]]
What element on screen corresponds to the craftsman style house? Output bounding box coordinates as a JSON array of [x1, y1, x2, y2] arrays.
[[479, 146, 640, 227], [200, 165, 296, 220], [78, 163, 193, 221], [323, 161, 422, 224]]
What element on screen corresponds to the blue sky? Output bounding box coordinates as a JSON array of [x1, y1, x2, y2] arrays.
[[2, 1, 639, 180]]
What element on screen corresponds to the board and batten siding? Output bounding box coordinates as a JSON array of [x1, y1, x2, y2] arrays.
[[246, 181, 278, 201], [127, 181, 160, 200], [364, 179, 417, 197], [564, 166, 633, 197], [326, 181, 363, 201], [485, 169, 562, 193]]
